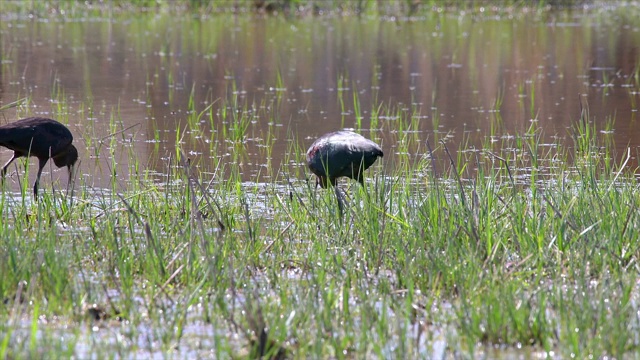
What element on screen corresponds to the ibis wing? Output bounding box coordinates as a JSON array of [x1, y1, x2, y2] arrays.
[[308, 141, 348, 177], [325, 141, 374, 178]]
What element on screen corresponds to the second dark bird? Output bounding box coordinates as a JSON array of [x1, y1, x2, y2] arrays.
[[0, 117, 78, 198], [306, 130, 383, 218], [306, 130, 383, 188]]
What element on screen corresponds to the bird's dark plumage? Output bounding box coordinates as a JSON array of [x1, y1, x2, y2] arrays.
[[306, 130, 383, 188], [0, 117, 78, 198]]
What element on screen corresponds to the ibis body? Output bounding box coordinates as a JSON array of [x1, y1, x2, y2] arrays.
[[306, 130, 383, 188], [0, 117, 78, 197]]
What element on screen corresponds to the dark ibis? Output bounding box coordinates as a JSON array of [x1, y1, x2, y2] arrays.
[[306, 131, 383, 217], [306, 130, 383, 188], [0, 117, 78, 198]]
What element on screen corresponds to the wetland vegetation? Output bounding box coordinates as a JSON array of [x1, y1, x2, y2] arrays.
[[1, 1, 640, 358]]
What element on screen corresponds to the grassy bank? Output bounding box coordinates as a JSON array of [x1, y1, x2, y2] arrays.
[[1, 82, 639, 358]]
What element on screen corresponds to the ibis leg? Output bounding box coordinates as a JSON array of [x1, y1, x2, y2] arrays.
[[334, 185, 346, 219], [1, 153, 18, 178], [33, 158, 48, 199]]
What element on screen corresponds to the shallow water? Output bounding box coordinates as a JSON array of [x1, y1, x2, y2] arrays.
[[0, 7, 639, 189]]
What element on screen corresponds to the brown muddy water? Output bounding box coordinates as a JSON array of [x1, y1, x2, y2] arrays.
[[0, 8, 639, 190]]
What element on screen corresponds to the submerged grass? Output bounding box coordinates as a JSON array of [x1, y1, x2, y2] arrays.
[[1, 79, 639, 358]]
